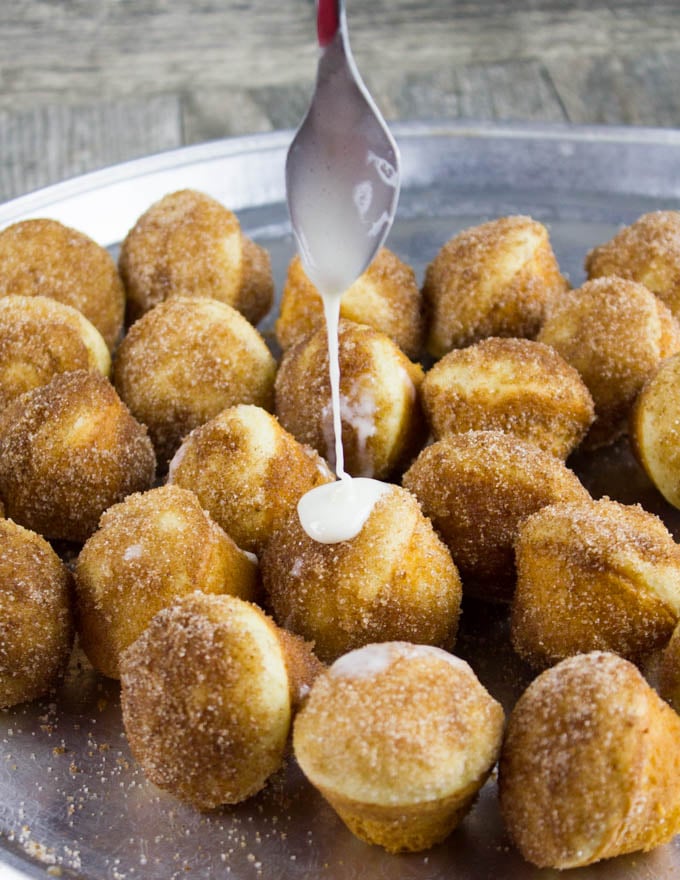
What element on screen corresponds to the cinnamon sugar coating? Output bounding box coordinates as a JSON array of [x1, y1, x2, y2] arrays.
[[168, 404, 333, 555], [0, 519, 73, 708], [402, 430, 589, 601], [120, 592, 323, 810], [499, 652, 680, 868], [421, 337, 594, 458], [0, 295, 110, 411], [119, 189, 273, 326], [511, 498, 680, 668], [537, 276, 680, 449], [0, 218, 125, 351], [75, 484, 258, 678], [276, 249, 424, 359], [0, 370, 155, 542], [261, 486, 461, 663], [630, 352, 680, 509], [113, 297, 276, 466], [423, 215, 568, 358], [586, 211, 680, 318], [294, 643, 504, 852], [275, 319, 424, 479]]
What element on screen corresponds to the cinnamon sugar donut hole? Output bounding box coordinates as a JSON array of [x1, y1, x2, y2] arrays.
[[294, 643, 504, 853], [261, 485, 461, 663], [120, 592, 323, 810], [0, 519, 73, 708], [276, 249, 424, 359], [511, 499, 680, 669], [421, 337, 594, 459], [0, 295, 110, 411], [586, 211, 680, 318], [630, 352, 680, 509], [402, 431, 589, 601], [0, 370, 155, 542], [75, 484, 258, 678], [537, 276, 680, 448], [114, 297, 276, 466], [423, 216, 568, 358], [168, 405, 333, 555], [275, 319, 424, 480], [119, 189, 273, 326], [0, 218, 125, 351], [499, 652, 680, 869]]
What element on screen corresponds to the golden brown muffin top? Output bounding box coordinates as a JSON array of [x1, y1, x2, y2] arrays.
[[586, 211, 680, 312], [500, 651, 680, 868], [120, 592, 295, 809], [294, 642, 503, 806], [0, 370, 155, 541], [0, 218, 125, 350]]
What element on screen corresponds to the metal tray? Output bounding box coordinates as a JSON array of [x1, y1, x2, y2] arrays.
[[2, 121, 680, 880]]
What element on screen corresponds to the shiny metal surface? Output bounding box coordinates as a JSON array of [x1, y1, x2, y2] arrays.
[[286, 0, 400, 294], [2, 122, 680, 879]]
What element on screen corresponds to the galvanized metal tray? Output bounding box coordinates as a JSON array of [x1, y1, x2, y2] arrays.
[[2, 121, 680, 879]]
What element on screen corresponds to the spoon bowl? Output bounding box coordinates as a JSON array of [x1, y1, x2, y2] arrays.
[[285, 0, 400, 298]]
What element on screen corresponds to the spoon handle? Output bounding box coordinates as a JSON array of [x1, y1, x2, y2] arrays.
[[317, 0, 343, 47]]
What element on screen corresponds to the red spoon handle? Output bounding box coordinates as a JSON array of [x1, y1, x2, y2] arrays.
[[317, 0, 340, 47]]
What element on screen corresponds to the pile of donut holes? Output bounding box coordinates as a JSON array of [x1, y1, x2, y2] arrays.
[[4, 189, 680, 868]]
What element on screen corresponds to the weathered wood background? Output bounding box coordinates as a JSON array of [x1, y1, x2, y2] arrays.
[[2, 0, 680, 201]]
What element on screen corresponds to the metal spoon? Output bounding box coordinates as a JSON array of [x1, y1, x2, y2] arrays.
[[285, 0, 400, 298]]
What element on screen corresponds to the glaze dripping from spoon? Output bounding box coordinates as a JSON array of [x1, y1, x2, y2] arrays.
[[286, 0, 400, 543]]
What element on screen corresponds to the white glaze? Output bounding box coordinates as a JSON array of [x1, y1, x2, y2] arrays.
[[322, 293, 347, 480], [297, 296, 389, 541], [290, 52, 400, 545], [330, 642, 468, 680], [123, 544, 143, 561], [330, 642, 397, 679], [295, 196, 393, 543], [297, 478, 390, 544], [341, 389, 377, 477]]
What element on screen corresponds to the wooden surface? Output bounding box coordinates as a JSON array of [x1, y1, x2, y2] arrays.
[[2, 0, 680, 201]]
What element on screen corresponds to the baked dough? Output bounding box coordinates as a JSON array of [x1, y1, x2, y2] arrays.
[[586, 210, 680, 319], [423, 215, 568, 357], [421, 336, 594, 458], [499, 651, 680, 868], [0, 218, 125, 351], [511, 498, 680, 668], [0, 519, 73, 707], [0, 370, 155, 542], [537, 276, 680, 448], [120, 592, 322, 809], [402, 430, 589, 600], [119, 189, 273, 326], [168, 404, 333, 555], [276, 249, 424, 359], [630, 352, 680, 509], [294, 642, 504, 852], [275, 319, 424, 479], [0, 294, 110, 410], [114, 296, 276, 466], [659, 619, 680, 713], [261, 485, 461, 662], [75, 484, 258, 678]]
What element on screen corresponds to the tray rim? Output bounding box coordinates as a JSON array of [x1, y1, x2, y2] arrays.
[[3, 119, 680, 233]]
